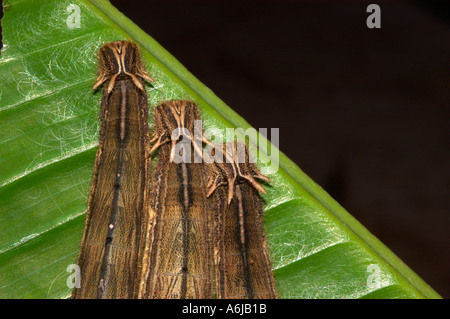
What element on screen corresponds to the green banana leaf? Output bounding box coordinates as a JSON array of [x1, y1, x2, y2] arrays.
[[0, 0, 441, 299]]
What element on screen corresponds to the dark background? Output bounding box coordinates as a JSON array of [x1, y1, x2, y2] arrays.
[[2, 0, 449, 298]]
